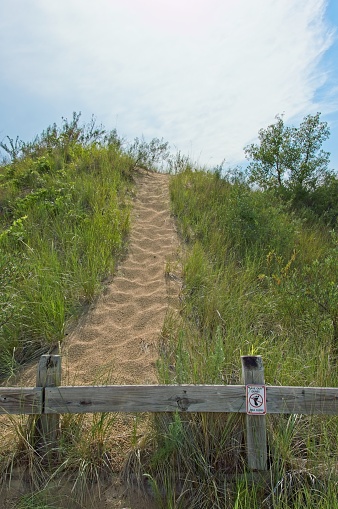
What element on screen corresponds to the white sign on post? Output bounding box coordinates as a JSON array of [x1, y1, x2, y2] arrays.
[[246, 385, 266, 415]]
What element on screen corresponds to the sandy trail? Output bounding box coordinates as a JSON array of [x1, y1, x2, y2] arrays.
[[63, 168, 180, 508], [64, 168, 178, 387]]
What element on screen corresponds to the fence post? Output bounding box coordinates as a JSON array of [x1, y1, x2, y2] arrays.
[[35, 354, 61, 458], [241, 355, 267, 471]]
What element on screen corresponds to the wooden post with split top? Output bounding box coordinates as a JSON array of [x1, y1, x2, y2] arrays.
[[35, 354, 61, 459]]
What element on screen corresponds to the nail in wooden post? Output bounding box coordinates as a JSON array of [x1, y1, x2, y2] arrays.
[[241, 355, 267, 471], [35, 354, 61, 457]]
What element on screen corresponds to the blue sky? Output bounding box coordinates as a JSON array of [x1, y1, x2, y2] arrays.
[[1, 0, 338, 170]]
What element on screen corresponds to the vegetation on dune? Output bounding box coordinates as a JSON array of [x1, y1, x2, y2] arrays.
[[0, 113, 170, 378], [132, 115, 338, 508], [0, 113, 138, 377], [0, 114, 172, 507], [1, 112, 338, 508], [131, 167, 338, 508]]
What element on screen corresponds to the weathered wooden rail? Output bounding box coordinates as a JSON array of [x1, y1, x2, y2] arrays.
[[45, 383, 338, 416], [1, 354, 337, 471], [3, 383, 338, 415]]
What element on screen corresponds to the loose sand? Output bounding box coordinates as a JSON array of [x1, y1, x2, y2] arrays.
[[64, 168, 179, 387]]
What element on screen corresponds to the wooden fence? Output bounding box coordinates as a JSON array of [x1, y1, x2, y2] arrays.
[[1, 354, 337, 471]]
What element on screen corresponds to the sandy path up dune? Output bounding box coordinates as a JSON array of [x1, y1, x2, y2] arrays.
[[64, 168, 179, 387]]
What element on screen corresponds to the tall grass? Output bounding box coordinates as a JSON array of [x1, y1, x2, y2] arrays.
[[0, 117, 134, 376], [131, 168, 338, 508]]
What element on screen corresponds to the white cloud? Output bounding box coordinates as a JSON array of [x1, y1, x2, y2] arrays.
[[1, 0, 335, 166]]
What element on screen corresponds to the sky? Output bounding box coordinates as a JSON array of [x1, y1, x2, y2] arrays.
[[1, 0, 338, 170]]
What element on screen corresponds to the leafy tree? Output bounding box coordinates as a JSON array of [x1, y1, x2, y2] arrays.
[[244, 113, 331, 195], [244, 114, 295, 189], [289, 113, 330, 191]]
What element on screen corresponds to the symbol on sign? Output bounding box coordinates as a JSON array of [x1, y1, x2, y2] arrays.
[[246, 385, 266, 414], [249, 393, 263, 408]]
